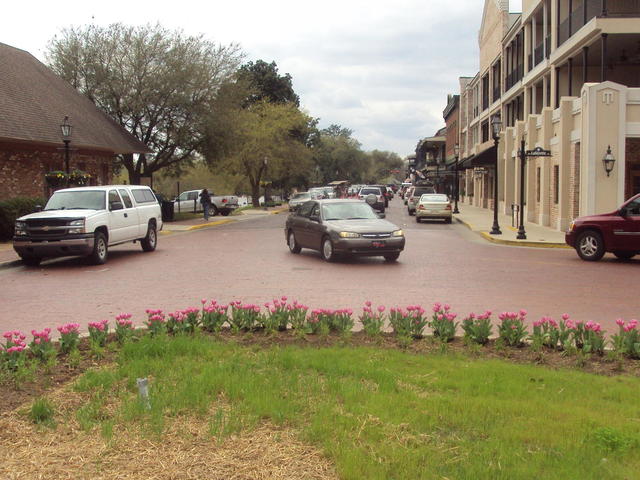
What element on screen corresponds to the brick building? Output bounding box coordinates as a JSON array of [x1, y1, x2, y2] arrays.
[[0, 42, 149, 201], [456, 0, 640, 231]]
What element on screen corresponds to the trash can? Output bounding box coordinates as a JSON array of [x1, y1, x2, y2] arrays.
[[161, 200, 174, 222]]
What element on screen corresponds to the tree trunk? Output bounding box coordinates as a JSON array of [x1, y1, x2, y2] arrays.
[[251, 183, 261, 208]]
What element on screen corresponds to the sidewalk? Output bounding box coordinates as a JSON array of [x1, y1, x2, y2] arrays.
[[0, 206, 290, 269], [453, 203, 570, 248]]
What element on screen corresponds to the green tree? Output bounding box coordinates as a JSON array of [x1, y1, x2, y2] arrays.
[[208, 101, 313, 206], [364, 150, 404, 183], [237, 60, 299, 106], [46, 23, 244, 184], [311, 125, 368, 185]]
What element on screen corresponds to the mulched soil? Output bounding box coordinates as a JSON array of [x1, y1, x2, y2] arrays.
[[2, 330, 639, 416]]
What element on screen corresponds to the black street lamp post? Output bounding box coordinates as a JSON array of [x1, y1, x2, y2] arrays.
[[60, 116, 72, 187], [453, 144, 460, 214], [490, 115, 502, 235]]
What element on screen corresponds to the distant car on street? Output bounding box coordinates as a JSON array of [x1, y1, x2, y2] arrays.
[[565, 193, 640, 261], [288, 192, 311, 211], [285, 199, 405, 262], [357, 186, 386, 213], [406, 185, 437, 215], [415, 194, 452, 223]]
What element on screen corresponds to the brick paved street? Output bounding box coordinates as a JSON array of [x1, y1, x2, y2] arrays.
[[0, 199, 636, 336]]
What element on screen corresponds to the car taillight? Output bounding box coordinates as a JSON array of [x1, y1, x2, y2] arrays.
[[222, 198, 227, 203], [418, 205, 425, 210], [445, 204, 451, 210]]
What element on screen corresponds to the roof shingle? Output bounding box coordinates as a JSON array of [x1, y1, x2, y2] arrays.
[[0, 42, 150, 154]]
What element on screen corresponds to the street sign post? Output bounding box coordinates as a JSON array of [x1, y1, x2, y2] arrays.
[[517, 141, 551, 239]]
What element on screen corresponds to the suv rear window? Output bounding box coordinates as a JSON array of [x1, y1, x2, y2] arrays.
[[360, 188, 381, 195], [412, 187, 436, 196]]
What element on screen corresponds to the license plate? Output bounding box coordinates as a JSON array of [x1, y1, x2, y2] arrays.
[[371, 241, 386, 248]]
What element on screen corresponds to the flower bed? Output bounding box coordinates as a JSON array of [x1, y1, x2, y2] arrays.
[[2, 299, 639, 375]]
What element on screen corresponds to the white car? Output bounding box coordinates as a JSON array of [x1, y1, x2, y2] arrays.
[[13, 185, 162, 266], [415, 193, 452, 223]]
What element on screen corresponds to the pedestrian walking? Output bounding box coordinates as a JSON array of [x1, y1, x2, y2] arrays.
[[199, 188, 211, 221]]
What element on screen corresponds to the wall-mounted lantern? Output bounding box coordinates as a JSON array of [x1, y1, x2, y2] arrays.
[[602, 146, 615, 177]]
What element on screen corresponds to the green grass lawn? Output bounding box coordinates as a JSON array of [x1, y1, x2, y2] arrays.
[[75, 335, 640, 479]]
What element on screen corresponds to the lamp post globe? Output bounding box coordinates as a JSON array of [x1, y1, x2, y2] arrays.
[[490, 115, 502, 235], [60, 116, 73, 186]]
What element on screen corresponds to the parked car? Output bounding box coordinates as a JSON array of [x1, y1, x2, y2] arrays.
[[565, 193, 640, 261], [285, 199, 405, 262], [406, 185, 437, 215], [357, 186, 386, 213], [13, 185, 162, 266], [415, 194, 452, 223], [288, 192, 311, 211], [174, 189, 238, 216], [403, 186, 414, 205], [308, 187, 326, 200]]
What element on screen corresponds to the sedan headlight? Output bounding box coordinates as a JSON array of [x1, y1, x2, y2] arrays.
[[68, 219, 86, 234], [14, 221, 27, 236], [339, 231, 361, 238], [392, 230, 404, 237], [568, 221, 575, 232]]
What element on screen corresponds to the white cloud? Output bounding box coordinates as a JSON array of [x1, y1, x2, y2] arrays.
[[4, 0, 491, 157]]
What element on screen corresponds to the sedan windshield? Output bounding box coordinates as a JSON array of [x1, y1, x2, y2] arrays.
[[45, 191, 106, 211], [322, 203, 379, 220]]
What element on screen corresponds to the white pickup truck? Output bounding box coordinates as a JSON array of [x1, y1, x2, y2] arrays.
[[174, 189, 239, 216], [13, 185, 162, 266]]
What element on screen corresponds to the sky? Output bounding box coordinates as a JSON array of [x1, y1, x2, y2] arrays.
[[4, 0, 522, 158]]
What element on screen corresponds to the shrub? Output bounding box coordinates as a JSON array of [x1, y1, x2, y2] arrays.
[[0, 196, 46, 241]]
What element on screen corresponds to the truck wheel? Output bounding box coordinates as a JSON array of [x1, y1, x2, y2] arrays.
[[576, 230, 604, 261], [220, 210, 230, 216], [89, 231, 108, 265], [211, 205, 219, 217], [20, 255, 42, 267], [141, 223, 157, 252]]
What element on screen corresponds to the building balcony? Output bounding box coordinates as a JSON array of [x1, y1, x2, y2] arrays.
[[558, 0, 640, 47]]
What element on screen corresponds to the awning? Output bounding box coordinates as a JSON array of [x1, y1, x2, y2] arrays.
[[459, 145, 496, 169], [327, 180, 349, 186]]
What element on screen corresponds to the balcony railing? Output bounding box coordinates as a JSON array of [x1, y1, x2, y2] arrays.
[[534, 41, 545, 66], [505, 64, 524, 91], [606, 0, 640, 15], [493, 86, 501, 103], [558, 0, 639, 47]]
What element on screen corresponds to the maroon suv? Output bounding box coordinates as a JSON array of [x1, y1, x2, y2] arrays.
[[565, 193, 640, 261]]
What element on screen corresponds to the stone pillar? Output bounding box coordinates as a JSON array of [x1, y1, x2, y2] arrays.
[[580, 81, 627, 215]]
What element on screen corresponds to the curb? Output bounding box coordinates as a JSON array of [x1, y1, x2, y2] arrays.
[[455, 217, 570, 249], [186, 219, 235, 231]]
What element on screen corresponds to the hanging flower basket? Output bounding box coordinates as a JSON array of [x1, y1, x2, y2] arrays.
[[44, 171, 68, 188], [69, 170, 91, 186]]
